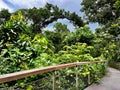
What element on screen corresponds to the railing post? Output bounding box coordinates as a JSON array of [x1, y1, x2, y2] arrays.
[[53, 71, 56, 90], [76, 65, 78, 90], [88, 74, 90, 85], [105, 60, 108, 70]]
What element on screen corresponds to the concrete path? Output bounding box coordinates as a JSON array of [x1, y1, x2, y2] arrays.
[[85, 68, 120, 90]]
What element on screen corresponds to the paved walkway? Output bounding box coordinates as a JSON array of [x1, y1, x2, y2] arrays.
[[85, 67, 120, 90]]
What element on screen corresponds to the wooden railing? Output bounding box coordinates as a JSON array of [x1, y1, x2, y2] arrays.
[[0, 60, 107, 90]]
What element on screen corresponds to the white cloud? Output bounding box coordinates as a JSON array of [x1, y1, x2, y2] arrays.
[[7, 0, 69, 9], [0, 0, 13, 12], [7, 0, 46, 9], [0, 0, 81, 13]]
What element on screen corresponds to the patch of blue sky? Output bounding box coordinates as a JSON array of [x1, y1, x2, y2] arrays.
[[3, 0, 17, 11], [44, 19, 75, 32]]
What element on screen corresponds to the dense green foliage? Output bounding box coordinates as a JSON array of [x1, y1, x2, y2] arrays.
[[0, 9, 11, 24], [63, 26, 95, 46], [0, 12, 55, 75], [81, 0, 117, 24], [56, 43, 95, 63], [81, 0, 120, 36], [81, 0, 120, 63], [0, 2, 110, 89], [44, 22, 70, 52]]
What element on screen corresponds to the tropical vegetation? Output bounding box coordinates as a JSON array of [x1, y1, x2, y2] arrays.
[[0, 1, 119, 89]]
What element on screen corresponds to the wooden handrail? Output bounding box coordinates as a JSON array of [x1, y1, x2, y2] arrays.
[[0, 60, 107, 83]]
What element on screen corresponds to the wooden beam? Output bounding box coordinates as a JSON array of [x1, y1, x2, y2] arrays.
[[0, 60, 107, 83]]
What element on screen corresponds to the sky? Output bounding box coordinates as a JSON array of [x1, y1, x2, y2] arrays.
[[0, 0, 99, 32]]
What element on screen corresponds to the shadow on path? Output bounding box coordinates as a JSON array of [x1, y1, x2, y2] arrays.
[[85, 67, 120, 90]]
